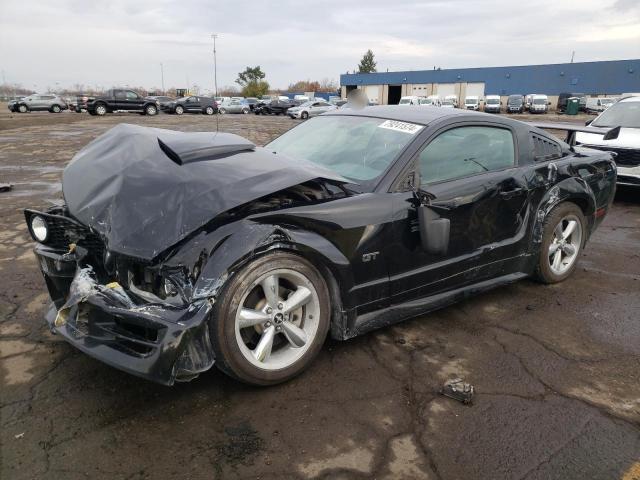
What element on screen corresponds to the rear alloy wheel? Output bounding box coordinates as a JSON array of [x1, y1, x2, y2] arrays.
[[51, 104, 61, 113], [145, 104, 157, 115], [211, 252, 330, 385], [242, 107, 250, 114], [535, 202, 585, 284], [301, 111, 309, 120], [95, 104, 107, 116], [18, 104, 28, 113], [205, 106, 215, 115], [219, 108, 227, 114], [175, 105, 184, 115]]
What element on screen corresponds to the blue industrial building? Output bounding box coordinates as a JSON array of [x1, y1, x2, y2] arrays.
[[340, 59, 640, 106]]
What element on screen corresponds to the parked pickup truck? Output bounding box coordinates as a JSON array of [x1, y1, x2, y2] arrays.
[[86, 89, 159, 116]]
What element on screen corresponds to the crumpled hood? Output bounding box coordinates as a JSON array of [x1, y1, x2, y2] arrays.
[[63, 123, 346, 260]]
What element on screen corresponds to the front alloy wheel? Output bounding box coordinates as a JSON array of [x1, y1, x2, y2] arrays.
[[175, 105, 184, 115], [145, 104, 157, 115], [211, 252, 329, 385], [205, 106, 215, 115], [18, 104, 28, 113]]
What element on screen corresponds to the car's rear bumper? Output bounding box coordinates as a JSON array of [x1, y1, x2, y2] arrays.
[[34, 244, 216, 385], [617, 165, 640, 187]]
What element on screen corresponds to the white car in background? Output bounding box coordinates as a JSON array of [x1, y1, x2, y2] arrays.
[[442, 95, 458, 108], [585, 97, 618, 113], [398, 96, 421, 105], [287, 100, 336, 119], [418, 95, 441, 107], [484, 95, 501, 113], [576, 96, 640, 187]]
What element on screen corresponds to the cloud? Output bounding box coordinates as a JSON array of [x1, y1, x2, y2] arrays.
[[0, 0, 638, 91]]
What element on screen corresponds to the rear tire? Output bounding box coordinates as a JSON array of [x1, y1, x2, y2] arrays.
[[175, 105, 184, 115], [51, 104, 61, 113], [95, 103, 107, 116], [18, 104, 28, 113], [145, 104, 157, 116], [210, 252, 330, 386], [219, 107, 227, 114], [535, 202, 585, 284], [242, 107, 250, 114], [205, 106, 215, 115]]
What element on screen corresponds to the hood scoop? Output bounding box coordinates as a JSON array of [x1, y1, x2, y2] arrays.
[[157, 132, 255, 165]]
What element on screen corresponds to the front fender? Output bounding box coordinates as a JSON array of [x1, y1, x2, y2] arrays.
[[531, 176, 596, 247], [191, 221, 354, 306]]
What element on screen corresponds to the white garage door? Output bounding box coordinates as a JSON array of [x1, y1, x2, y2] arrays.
[[466, 82, 485, 98], [435, 83, 456, 97], [365, 86, 380, 104]]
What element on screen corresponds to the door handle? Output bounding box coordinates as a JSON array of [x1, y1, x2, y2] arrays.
[[499, 187, 526, 199]]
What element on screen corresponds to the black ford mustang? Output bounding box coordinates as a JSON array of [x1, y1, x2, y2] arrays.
[[24, 107, 616, 386]]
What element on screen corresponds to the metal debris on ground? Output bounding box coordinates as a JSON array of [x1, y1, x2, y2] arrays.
[[440, 378, 474, 404], [0, 183, 13, 192]]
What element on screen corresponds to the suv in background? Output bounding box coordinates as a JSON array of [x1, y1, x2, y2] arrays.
[[86, 89, 159, 116], [162, 96, 218, 115], [12, 94, 68, 113]]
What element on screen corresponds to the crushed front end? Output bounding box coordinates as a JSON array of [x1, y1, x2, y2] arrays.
[[25, 206, 215, 385]]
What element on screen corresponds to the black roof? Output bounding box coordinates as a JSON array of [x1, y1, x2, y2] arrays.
[[327, 105, 497, 126]]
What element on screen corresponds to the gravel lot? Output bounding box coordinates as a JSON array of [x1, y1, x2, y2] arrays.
[[1, 107, 639, 480]]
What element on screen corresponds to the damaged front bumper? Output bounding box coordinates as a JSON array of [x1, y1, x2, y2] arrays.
[[35, 244, 216, 385]]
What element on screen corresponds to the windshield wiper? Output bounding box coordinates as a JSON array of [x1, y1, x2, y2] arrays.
[[464, 157, 489, 172]]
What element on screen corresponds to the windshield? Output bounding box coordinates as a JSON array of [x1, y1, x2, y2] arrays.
[[533, 98, 546, 105], [465, 98, 477, 104], [265, 116, 421, 184], [592, 101, 640, 128], [486, 98, 499, 104], [399, 98, 412, 104], [443, 99, 454, 105], [418, 99, 432, 105], [508, 97, 522, 104]]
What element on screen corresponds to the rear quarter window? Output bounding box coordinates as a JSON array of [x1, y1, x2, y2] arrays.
[[531, 133, 562, 161]]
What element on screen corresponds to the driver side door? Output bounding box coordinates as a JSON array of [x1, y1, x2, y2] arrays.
[[387, 123, 530, 304]]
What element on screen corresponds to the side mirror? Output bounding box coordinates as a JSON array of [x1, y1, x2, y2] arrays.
[[418, 206, 450, 255]]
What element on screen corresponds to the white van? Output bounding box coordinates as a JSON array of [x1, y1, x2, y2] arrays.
[[464, 95, 480, 110], [442, 95, 458, 108], [484, 95, 501, 113], [585, 97, 617, 113], [529, 94, 549, 113], [398, 96, 421, 106], [418, 95, 441, 107]]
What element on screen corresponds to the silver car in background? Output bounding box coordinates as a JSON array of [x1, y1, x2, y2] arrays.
[[12, 94, 68, 113], [218, 99, 251, 114], [287, 100, 336, 119]]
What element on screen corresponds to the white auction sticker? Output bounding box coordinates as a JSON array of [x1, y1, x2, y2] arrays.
[[378, 120, 424, 135]]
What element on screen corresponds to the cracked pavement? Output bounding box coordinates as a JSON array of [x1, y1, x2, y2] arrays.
[[1, 108, 639, 480]]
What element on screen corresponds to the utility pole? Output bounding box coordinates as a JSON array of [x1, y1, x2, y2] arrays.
[[211, 34, 218, 97], [160, 63, 165, 94], [570, 51, 575, 63]]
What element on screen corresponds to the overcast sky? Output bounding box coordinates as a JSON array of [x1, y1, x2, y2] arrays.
[[1, 0, 639, 93]]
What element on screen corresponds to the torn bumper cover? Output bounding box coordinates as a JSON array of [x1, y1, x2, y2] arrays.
[[37, 244, 215, 386]]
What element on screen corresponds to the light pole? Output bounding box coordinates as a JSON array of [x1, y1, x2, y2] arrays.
[[211, 34, 218, 98], [160, 63, 165, 94]]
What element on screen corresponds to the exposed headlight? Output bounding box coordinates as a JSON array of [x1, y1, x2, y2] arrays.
[[31, 215, 49, 242]]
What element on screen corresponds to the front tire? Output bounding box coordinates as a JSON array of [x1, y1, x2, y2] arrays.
[[51, 104, 61, 113], [18, 104, 28, 113], [242, 107, 250, 114], [219, 107, 226, 114], [175, 105, 184, 115], [210, 252, 330, 386], [205, 106, 215, 115], [535, 202, 585, 284], [301, 111, 309, 120]]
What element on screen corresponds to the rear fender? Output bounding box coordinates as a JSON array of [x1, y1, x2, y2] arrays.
[[531, 176, 596, 248]]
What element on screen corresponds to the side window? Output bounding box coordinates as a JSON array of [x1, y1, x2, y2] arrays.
[[126, 91, 140, 100], [419, 126, 515, 185], [531, 133, 562, 161], [114, 90, 126, 100]]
